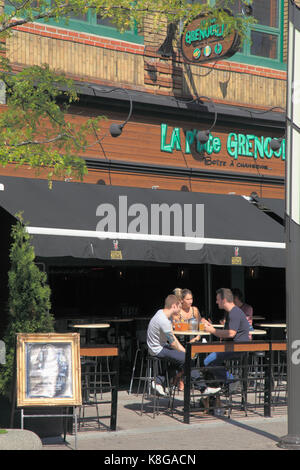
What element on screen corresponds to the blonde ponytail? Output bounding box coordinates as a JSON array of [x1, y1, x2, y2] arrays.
[[173, 287, 183, 301]]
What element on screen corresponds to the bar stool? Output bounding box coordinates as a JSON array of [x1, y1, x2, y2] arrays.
[[79, 358, 101, 429], [248, 351, 265, 408], [140, 355, 171, 418], [272, 350, 287, 405], [79, 355, 113, 429], [128, 341, 147, 395], [223, 354, 248, 419], [90, 356, 112, 399]]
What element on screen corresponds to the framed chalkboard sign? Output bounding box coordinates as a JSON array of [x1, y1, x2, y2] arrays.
[[16, 333, 82, 407]]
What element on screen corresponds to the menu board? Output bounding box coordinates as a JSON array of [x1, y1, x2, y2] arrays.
[[17, 333, 82, 407]]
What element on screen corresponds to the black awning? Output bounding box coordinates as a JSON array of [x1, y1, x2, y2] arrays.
[[258, 197, 285, 220], [0, 176, 285, 267]]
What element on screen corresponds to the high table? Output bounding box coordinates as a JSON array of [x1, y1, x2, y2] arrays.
[[72, 323, 110, 344], [101, 318, 136, 368], [103, 318, 134, 347], [173, 330, 211, 336], [256, 323, 286, 340], [250, 329, 267, 336], [199, 324, 267, 337], [173, 330, 211, 343]]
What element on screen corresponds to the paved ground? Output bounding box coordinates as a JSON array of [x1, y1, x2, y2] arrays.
[[41, 390, 289, 452]]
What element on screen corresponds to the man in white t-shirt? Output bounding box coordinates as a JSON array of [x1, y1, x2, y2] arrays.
[[147, 295, 185, 357], [147, 294, 220, 396]]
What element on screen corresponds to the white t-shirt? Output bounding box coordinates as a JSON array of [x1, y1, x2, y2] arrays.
[[147, 309, 173, 356]]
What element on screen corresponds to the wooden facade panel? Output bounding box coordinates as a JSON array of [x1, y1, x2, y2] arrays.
[[61, 109, 285, 180], [0, 98, 284, 199], [7, 31, 145, 86], [90, 172, 284, 199], [7, 27, 286, 111], [182, 65, 286, 109], [0, 163, 284, 200]]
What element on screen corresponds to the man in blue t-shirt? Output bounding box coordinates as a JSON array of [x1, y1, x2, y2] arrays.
[[203, 288, 250, 385]]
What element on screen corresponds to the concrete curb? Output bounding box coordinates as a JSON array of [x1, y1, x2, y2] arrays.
[[0, 429, 43, 450]]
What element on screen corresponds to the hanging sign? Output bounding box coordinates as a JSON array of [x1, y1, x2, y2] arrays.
[[180, 11, 240, 64]]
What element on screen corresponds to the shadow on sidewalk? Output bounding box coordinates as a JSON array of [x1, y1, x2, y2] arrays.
[[215, 416, 284, 443]]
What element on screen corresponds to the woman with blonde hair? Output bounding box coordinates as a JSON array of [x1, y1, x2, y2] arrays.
[[173, 288, 201, 330], [172, 288, 202, 390]]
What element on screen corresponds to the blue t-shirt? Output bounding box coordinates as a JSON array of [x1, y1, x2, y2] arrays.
[[224, 306, 250, 342]]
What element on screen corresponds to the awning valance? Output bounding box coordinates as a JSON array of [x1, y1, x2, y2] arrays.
[[0, 176, 285, 267]]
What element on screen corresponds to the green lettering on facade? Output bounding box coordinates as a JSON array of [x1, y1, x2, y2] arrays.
[[227, 133, 238, 159], [213, 137, 221, 153], [160, 125, 285, 161], [238, 133, 247, 156], [246, 135, 255, 157], [185, 130, 197, 154], [264, 137, 273, 159], [254, 136, 264, 160], [160, 124, 181, 153]]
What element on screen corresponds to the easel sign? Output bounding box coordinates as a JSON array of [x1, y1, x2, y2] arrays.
[[16, 333, 82, 407]]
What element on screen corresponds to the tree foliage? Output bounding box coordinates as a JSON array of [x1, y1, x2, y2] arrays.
[[0, 0, 254, 182], [0, 214, 54, 396]]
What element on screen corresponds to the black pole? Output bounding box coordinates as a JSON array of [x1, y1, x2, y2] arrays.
[[263, 344, 272, 418], [278, 0, 300, 449], [183, 342, 191, 424], [110, 352, 119, 431], [9, 336, 17, 428]]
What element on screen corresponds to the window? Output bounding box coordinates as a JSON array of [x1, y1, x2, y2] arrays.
[[4, 2, 143, 44], [184, 0, 284, 69], [60, 9, 140, 42], [229, 0, 284, 69]]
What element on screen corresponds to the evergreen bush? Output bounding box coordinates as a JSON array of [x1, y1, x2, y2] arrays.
[[0, 214, 54, 397]]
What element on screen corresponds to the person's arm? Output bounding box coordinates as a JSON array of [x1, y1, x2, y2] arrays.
[[204, 322, 237, 339], [194, 307, 201, 321], [166, 331, 185, 352], [190, 335, 200, 343]]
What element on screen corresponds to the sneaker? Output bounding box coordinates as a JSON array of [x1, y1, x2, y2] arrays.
[[151, 381, 166, 396], [202, 387, 221, 396]]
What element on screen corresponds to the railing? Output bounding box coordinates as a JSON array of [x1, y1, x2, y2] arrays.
[[183, 341, 287, 424]]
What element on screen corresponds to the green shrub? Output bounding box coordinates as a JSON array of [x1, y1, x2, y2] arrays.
[[0, 214, 54, 397]]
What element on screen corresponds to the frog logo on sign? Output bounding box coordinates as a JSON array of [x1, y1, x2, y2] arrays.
[[181, 10, 240, 64]]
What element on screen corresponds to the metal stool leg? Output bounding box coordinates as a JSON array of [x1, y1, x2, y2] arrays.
[[140, 356, 171, 418], [129, 345, 141, 395]]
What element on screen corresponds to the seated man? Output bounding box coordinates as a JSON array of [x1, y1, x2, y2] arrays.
[[203, 288, 250, 386], [147, 294, 220, 396], [232, 287, 254, 340]]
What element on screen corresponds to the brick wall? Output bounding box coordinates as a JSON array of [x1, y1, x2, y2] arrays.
[[7, 26, 145, 88], [0, 5, 288, 112]]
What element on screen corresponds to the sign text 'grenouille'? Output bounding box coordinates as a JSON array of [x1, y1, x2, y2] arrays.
[[160, 124, 285, 161]]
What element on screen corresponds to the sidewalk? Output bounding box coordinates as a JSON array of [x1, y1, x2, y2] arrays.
[[41, 390, 288, 451]]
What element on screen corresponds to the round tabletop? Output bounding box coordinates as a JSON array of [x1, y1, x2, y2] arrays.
[[72, 323, 110, 329], [173, 330, 210, 336], [103, 318, 134, 323], [257, 323, 286, 328]]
